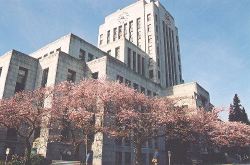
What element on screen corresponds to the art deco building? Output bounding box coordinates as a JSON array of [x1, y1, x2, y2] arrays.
[[0, 0, 210, 164]]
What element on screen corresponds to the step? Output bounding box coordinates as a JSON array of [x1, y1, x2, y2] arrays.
[[51, 160, 81, 165]]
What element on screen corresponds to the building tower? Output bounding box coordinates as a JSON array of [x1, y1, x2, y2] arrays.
[[98, 0, 183, 88]]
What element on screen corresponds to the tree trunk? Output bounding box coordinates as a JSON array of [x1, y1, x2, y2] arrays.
[[134, 143, 142, 165], [25, 139, 32, 165]]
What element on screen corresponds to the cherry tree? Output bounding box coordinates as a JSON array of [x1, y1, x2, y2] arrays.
[[50, 80, 100, 160], [0, 87, 51, 165], [97, 81, 185, 165]]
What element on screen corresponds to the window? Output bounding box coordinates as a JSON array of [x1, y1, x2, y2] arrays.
[[137, 54, 141, 74], [41, 68, 49, 87], [147, 90, 152, 96], [67, 69, 76, 82], [142, 57, 145, 76], [155, 14, 158, 22], [141, 86, 145, 94], [127, 48, 131, 68], [0, 67, 2, 77], [157, 58, 160, 67], [118, 26, 122, 39], [115, 137, 122, 146], [116, 75, 123, 83], [92, 72, 98, 79], [44, 54, 48, 58], [115, 47, 120, 59], [61, 119, 70, 140], [148, 45, 153, 54], [113, 28, 117, 41], [56, 48, 61, 52], [133, 51, 136, 71], [88, 53, 94, 62], [149, 70, 154, 79], [125, 152, 131, 165], [125, 79, 131, 86], [129, 21, 133, 42], [79, 49, 86, 61], [107, 50, 111, 55], [15, 67, 28, 93], [124, 137, 131, 146], [115, 152, 122, 165], [99, 34, 103, 45], [147, 13, 151, 21], [50, 51, 54, 54], [147, 24, 152, 32], [124, 23, 128, 38], [34, 127, 41, 139], [148, 35, 152, 43], [129, 21, 133, 32], [133, 83, 138, 90], [137, 17, 141, 29], [158, 71, 161, 79], [107, 30, 110, 43], [6, 128, 17, 140]]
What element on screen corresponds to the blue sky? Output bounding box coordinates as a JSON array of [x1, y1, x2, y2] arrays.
[[0, 0, 249, 120]]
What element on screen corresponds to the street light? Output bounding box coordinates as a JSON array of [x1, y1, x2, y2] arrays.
[[168, 151, 171, 165], [5, 148, 10, 165]]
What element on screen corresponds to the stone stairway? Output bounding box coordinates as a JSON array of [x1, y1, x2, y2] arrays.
[[51, 160, 81, 165]]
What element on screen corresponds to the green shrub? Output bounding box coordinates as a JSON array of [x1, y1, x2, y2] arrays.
[[10, 155, 25, 165], [30, 154, 46, 165]]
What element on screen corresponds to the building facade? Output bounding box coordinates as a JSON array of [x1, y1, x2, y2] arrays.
[[0, 0, 210, 164]]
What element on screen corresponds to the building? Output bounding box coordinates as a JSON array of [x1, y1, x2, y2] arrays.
[[0, 0, 210, 164]]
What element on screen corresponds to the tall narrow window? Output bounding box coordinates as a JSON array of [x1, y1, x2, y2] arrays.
[[147, 14, 151, 21], [158, 71, 161, 79], [79, 49, 86, 61], [41, 68, 49, 87], [107, 30, 110, 43], [149, 70, 154, 79], [129, 21, 133, 42], [125, 152, 131, 165], [137, 54, 141, 74], [0, 67, 2, 77], [88, 53, 94, 62], [67, 69, 76, 82], [118, 26, 122, 39], [15, 67, 28, 93], [127, 48, 131, 68], [137, 18, 141, 29], [124, 23, 128, 38], [147, 24, 152, 32], [113, 27, 117, 41], [99, 34, 103, 45], [115, 47, 120, 59], [133, 51, 136, 71], [142, 57, 145, 76], [115, 152, 122, 165]]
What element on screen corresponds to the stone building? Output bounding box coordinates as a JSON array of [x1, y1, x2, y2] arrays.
[[0, 0, 211, 164]]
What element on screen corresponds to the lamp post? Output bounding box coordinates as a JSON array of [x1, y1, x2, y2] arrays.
[[168, 151, 171, 165], [5, 148, 10, 165]]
